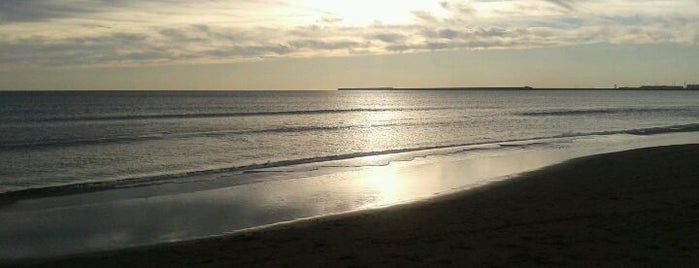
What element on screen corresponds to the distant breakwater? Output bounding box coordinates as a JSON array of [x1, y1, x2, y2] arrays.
[[338, 86, 698, 91]]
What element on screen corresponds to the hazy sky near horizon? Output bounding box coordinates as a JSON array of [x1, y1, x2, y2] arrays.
[[1, 0, 698, 90]]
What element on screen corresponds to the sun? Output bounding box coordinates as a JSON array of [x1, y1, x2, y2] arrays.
[[296, 0, 448, 25]]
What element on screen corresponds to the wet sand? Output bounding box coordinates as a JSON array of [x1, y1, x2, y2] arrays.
[[7, 144, 699, 267]]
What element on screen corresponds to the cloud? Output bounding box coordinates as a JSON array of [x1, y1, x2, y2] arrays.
[[319, 16, 343, 24], [0, 1, 83, 23], [412, 11, 439, 23], [440, 1, 476, 15], [371, 33, 407, 43], [0, 33, 155, 66], [0, 0, 697, 68], [0, 0, 135, 23], [544, 0, 576, 10]]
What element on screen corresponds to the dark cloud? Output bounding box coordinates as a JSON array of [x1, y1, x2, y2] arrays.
[[288, 40, 362, 50], [158, 29, 207, 43], [0, 0, 135, 23], [370, 33, 406, 43], [0, 0, 96, 22], [204, 45, 293, 58], [0, 0, 266, 23], [439, 29, 460, 39], [0, 32, 155, 66], [545, 0, 576, 10]]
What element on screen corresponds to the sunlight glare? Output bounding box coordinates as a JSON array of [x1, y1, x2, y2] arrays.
[[359, 167, 403, 206]]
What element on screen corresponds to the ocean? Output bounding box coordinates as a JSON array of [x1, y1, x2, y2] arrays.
[[2, 90, 698, 195], [1, 89, 699, 258]]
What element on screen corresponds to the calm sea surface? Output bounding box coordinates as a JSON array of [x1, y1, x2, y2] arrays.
[[1, 90, 698, 195]]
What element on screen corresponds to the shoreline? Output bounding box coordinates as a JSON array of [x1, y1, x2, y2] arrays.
[[7, 144, 699, 267], [4, 124, 699, 203]]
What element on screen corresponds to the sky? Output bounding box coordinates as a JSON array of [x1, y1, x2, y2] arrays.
[[1, 0, 698, 90]]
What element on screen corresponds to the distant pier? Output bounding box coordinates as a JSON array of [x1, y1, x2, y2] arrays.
[[338, 85, 698, 91]]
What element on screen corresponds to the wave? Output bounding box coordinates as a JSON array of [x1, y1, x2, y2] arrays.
[[0, 143, 486, 201], [2, 123, 699, 202], [1, 120, 464, 151], [516, 107, 695, 117], [6, 107, 453, 123]]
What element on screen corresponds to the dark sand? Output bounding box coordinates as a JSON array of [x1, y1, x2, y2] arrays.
[[7, 144, 699, 267]]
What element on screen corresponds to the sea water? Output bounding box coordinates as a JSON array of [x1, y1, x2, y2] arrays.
[[2, 90, 698, 194]]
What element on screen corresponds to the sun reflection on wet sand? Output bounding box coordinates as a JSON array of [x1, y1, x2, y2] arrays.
[[355, 166, 403, 206], [347, 149, 544, 209]]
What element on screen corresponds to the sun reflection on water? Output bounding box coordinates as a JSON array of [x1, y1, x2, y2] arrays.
[[359, 110, 403, 153]]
